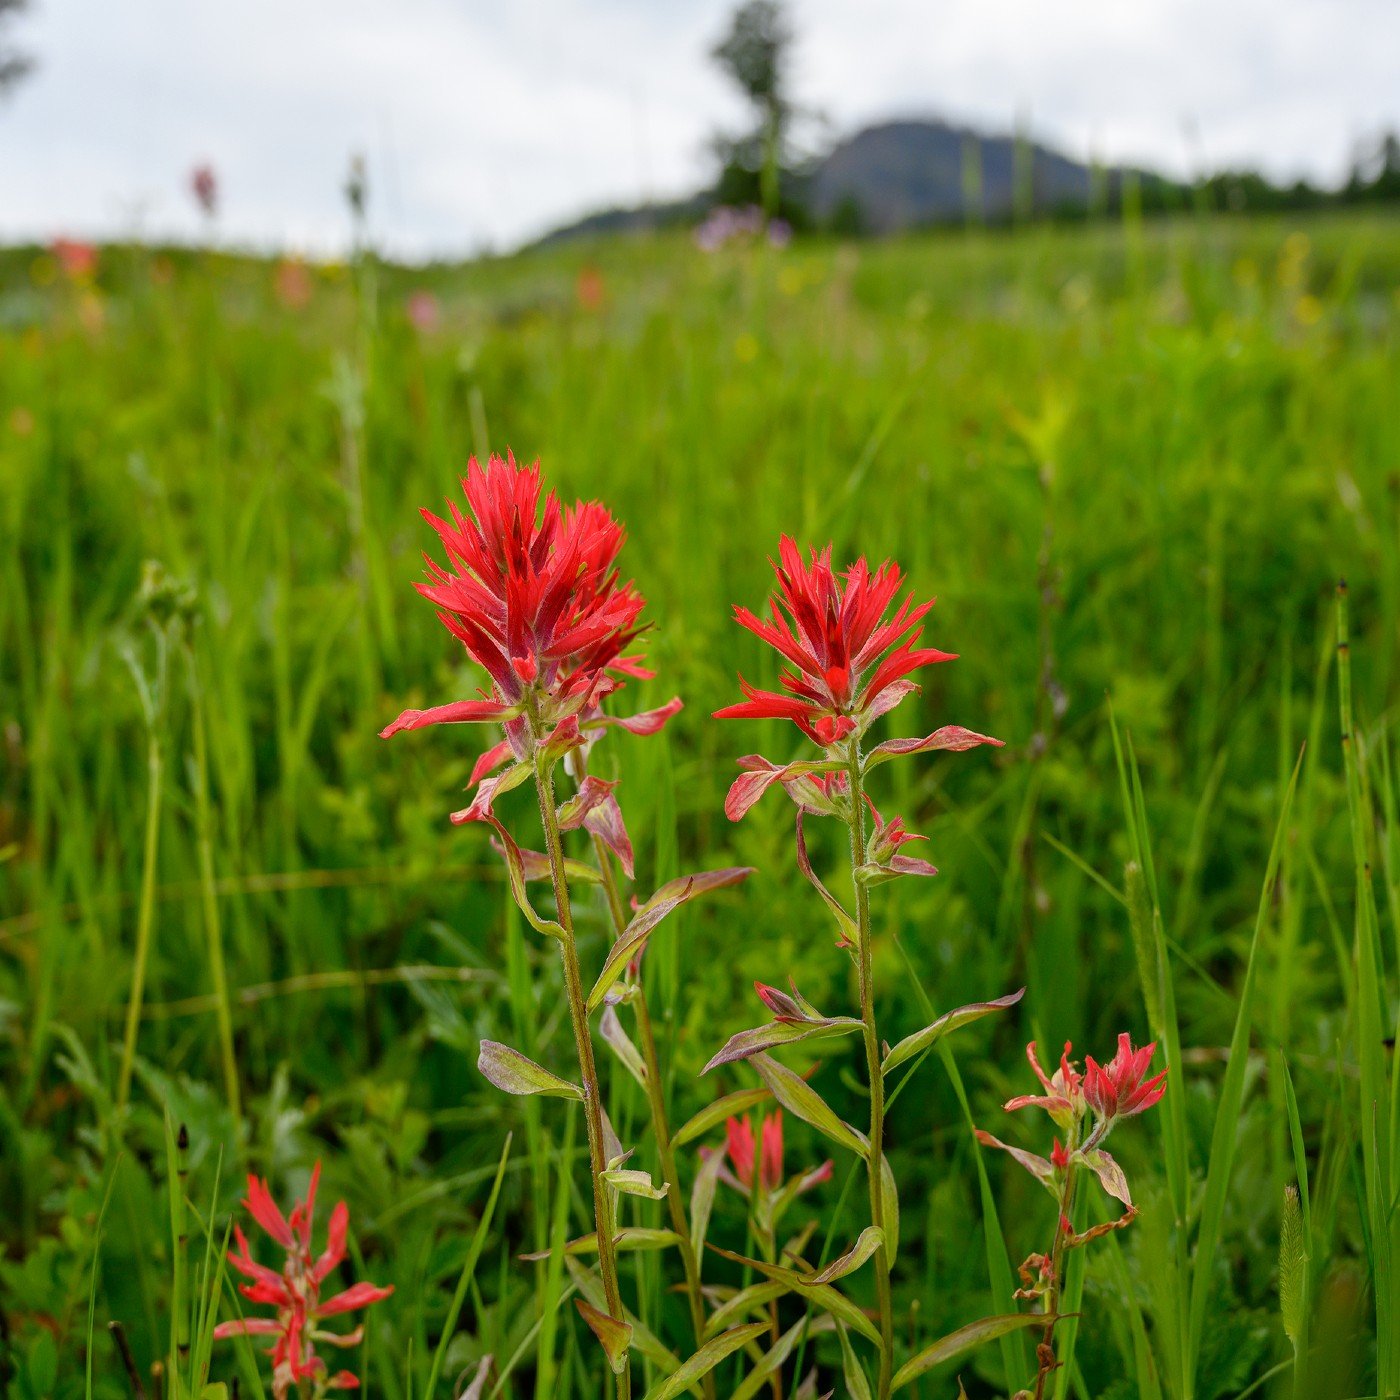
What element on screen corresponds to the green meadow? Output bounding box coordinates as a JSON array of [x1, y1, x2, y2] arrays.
[[1, 210, 1398, 1397]]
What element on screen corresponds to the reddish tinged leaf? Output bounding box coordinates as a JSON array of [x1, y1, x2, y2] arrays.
[[478, 1040, 583, 1099], [974, 1130, 1058, 1195], [575, 1297, 633, 1374], [724, 755, 838, 821], [318, 1281, 396, 1317], [488, 835, 602, 886], [449, 760, 533, 823], [638, 866, 755, 913], [379, 697, 522, 739], [586, 695, 684, 736], [469, 737, 515, 785], [557, 774, 620, 829], [703, 1016, 862, 1074], [865, 725, 1005, 768], [804, 1226, 885, 1285], [473, 815, 566, 939], [582, 789, 636, 878], [1075, 1147, 1133, 1206]]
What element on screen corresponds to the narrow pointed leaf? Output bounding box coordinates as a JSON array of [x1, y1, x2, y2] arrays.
[[795, 810, 860, 947], [477, 1041, 582, 1100], [587, 879, 696, 1011], [702, 1016, 863, 1074], [879, 1153, 900, 1266], [974, 1130, 1057, 1196], [706, 1245, 880, 1345], [600, 1006, 648, 1088], [881, 990, 1025, 1075], [731, 1316, 836, 1400], [672, 1086, 772, 1149], [690, 1146, 725, 1258], [806, 1227, 884, 1285], [519, 1228, 682, 1262], [750, 1054, 867, 1157], [865, 725, 1005, 769], [574, 1297, 632, 1374], [890, 1314, 1050, 1392], [479, 817, 565, 939], [835, 1320, 874, 1400], [640, 1323, 768, 1400]]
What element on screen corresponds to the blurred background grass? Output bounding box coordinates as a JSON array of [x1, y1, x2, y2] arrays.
[[1, 210, 1397, 1397]]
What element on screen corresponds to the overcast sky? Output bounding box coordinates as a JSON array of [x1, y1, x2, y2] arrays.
[[2, 0, 1398, 258]]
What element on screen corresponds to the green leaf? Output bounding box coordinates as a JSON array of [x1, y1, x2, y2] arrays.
[[423, 1133, 511, 1399], [689, 1140, 725, 1258], [672, 1086, 772, 1148], [730, 1315, 836, 1400], [880, 990, 1025, 1075], [835, 1320, 874, 1400], [1280, 1184, 1305, 1346], [484, 817, 566, 939], [575, 1297, 632, 1374], [599, 1006, 648, 1088], [640, 1324, 768, 1400], [702, 1015, 863, 1074], [890, 1314, 1049, 1392], [795, 810, 860, 948], [601, 1167, 669, 1200], [806, 1226, 884, 1285], [1185, 749, 1301, 1380], [705, 1245, 880, 1345], [477, 1040, 582, 1100], [878, 1152, 900, 1267], [587, 879, 697, 1011], [520, 1228, 682, 1262], [749, 1053, 867, 1158], [1076, 1147, 1131, 1208]]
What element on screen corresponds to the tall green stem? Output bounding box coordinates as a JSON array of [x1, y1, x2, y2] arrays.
[[117, 733, 163, 1116], [188, 647, 241, 1122], [845, 744, 894, 1398], [593, 837, 716, 1400], [534, 754, 631, 1400]]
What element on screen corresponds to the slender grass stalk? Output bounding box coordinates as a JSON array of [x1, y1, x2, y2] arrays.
[[591, 833, 715, 1400], [531, 744, 631, 1400], [116, 730, 162, 1116], [844, 741, 894, 1399], [186, 641, 240, 1122]]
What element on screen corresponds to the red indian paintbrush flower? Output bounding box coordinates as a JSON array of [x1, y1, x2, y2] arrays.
[[214, 1163, 393, 1400], [1004, 1040, 1086, 1128], [1084, 1034, 1168, 1123], [381, 454, 682, 818], [714, 537, 959, 745], [723, 1110, 832, 1196]]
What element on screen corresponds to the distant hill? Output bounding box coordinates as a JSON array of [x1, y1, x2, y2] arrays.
[[539, 116, 1133, 244]]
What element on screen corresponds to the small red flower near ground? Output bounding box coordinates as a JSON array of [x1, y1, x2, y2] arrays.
[[214, 1163, 393, 1400], [714, 537, 957, 745], [1084, 1033, 1168, 1122]]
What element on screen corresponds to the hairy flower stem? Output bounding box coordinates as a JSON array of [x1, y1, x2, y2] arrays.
[[592, 837, 716, 1400], [845, 744, 894, 1399], [117, 732, 163, 1117], [534, 756, 631, 1400], [1033, 1163, 1079, 1400]]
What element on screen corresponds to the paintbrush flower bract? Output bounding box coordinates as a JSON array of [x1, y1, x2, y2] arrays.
[[214, 1163, 393, 1400]]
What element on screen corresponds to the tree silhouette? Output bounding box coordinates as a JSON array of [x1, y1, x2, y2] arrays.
[[0, 0, 33, 96], [711, 0, 792, 217]]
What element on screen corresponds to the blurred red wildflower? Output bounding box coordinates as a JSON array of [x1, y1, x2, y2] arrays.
[[214, 1163, 392, 1400], [190, 164, 219, 218], [714, 537, 957, 745], [1084, 1034, 1168, 1121], [50, 238, 97, 281], [275, 258, 313, 310], [406, 289, 440, 333], [575, 264, 605, 312]]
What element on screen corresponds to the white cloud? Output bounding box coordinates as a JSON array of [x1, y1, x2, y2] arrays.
[[0, 0, 1396, 257]]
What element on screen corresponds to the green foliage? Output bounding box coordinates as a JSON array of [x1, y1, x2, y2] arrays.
[[1, 210, 1396, 1394]]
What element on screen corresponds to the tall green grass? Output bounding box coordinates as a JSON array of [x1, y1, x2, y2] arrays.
[[1, 209, 1397, 1395]]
